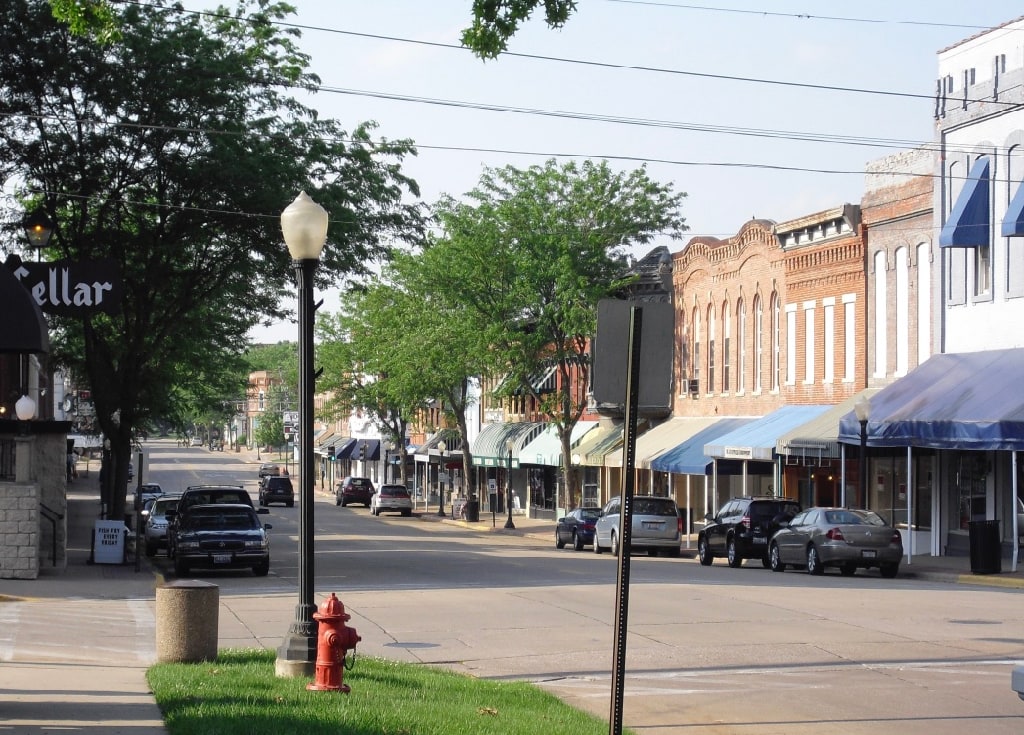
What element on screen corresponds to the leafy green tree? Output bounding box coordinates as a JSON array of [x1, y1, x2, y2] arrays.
[[430, 159, 687, 506], [47, 0, 119, 42], [318, 250, 496, 492], [463, 0, 578, 58], [0, 0, 424, 519], [255, 407, 284, 453]]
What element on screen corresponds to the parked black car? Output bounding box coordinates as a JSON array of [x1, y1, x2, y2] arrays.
[[698, 496, 801, 568], [172, 503, 271, 577], [555, 507, 602, 551], [166, 484, 263, 559], [259, 476, 294, 507]]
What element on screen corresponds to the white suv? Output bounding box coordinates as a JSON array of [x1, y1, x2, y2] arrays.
[[593, 495, 682, 557], [370, 484, 413, 517]]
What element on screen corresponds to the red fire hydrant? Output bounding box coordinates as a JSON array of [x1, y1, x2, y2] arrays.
[[307, 592, 361, 693]]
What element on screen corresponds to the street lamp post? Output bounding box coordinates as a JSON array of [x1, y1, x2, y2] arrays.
[[854, 396, 870, 510], [436, 440, 447, 517], [504, 438, 516, 530], [275, 192, 329, 679]]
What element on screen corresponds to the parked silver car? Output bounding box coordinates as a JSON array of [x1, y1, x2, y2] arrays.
[[593, 495, 682, 557], [769, 507, 903, 578], [144, 493, 181, 557]]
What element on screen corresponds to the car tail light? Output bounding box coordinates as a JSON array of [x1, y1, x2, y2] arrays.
[[741, 514, 751, 529], [677, 515, 684, 534], [825, 527, 846, 541], [891, 530, 902, 545]]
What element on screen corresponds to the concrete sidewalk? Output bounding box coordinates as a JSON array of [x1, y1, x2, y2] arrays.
[[2, 472, 1023, 734]]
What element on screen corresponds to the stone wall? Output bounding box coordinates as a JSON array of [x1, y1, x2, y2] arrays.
[[0, 429, 69, 580]]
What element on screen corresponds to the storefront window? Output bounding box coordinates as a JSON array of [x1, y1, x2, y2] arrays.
[[952, 451, 988, 530], [869, 453, 932, 531]]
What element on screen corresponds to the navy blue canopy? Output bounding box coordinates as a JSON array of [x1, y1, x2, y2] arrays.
[[837, 348, 1024, 451]]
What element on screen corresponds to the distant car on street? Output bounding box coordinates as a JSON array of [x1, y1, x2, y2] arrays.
[[258, 463, 281, 478], [259, 476, 294, 508], [135, 482, 163, 508], [555, 507, 602, 551], [593, 495, 682, 557], [769, 507, 903, 578], [336, 477, 375, 507], [370, 484, 413, 516], [698, 496, 801, 568], [171, 503, 271, 577], [144, 493, 181, 557]]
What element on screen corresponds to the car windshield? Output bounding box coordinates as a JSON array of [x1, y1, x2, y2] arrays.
[[183, 509, 259, 531], [579, 509, 602, 521]]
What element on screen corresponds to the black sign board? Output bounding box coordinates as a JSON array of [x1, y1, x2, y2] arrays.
[[7, 256, 121, 315]]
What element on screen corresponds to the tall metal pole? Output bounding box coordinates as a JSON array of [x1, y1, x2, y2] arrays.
[[275, 257, 318, 676], [505, 445, 515, 529], [859, 418, 868, 510]]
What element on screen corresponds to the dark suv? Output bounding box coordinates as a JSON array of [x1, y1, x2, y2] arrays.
[[259, 476, 294, 507], [335, 477, 374, 507], [698, 496, 801, 568], [166, 485, 263, 559]]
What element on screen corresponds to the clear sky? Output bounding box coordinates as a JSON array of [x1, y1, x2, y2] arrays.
[[244, 0, 1024, 342]]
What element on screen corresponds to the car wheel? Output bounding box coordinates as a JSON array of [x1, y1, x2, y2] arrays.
[[335, 495, 342, 506], [287, 500, 294, 508], [879, 563, 899, 579], [667, 546, 681, 558], [697, 536, 713, 566], [840, 564, 857, 577], [252, 559, 270, 577], [769, 542, 786, 572], [145, 541, 157, 557], [259, 497, 267, 507], [593, 535, 603, 554], [174, 557, 189, 576], [648, 548, 659, 557], [573, 531, 585, 552], [555, 530, 566, 549], [727, 537, 743, 568], [806, 545, 824, 575], [610, 531, 620, 557], [761, 555, 771, 569], [402, 509, 411, 517]]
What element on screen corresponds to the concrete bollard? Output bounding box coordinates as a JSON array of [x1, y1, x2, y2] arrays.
[[156, 579, 219, 663]]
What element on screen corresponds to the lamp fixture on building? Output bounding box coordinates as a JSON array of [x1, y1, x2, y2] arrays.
[[23, 208, 54, 251]]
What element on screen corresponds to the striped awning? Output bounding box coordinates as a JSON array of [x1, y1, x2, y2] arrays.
[[470, 422, 545, 467]]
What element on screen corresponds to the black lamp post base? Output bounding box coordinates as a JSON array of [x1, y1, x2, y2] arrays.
[[504, 515, 516, 530]]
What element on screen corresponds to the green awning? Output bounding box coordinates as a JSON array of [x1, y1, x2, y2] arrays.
[[471, 422, 545, 467], [518, 421, 598, 466]]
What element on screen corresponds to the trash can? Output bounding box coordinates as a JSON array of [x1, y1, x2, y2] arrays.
[[156, 580, 219, 662], [465, 499, 480, 523], [968, 519, 1002, 574]]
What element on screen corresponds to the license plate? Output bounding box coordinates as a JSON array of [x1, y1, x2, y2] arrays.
[[753, 538, 767, 544], [642, 521, 662, 529], [861, 549, 877, 559], [213, 553, 232, 564]]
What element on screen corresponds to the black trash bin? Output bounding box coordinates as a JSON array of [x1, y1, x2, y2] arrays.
[[465, 499, 480, 523], [968, 519, 1002, 574]]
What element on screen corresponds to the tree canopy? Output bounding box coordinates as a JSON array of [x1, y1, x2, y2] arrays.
[[1, 0, 424, 518], [462, 0, 578, 58]]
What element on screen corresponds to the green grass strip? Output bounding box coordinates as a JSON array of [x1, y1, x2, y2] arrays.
[[147, 648, 631, 735]]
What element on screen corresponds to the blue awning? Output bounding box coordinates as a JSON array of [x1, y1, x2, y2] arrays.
[[837, 348, 1024, 451], [333, 437, 358, 459], [1002, 179, 1024, 237], [940, 156, 990, 248], [704, 405, 831, 461], [650, 418, 753, 475]]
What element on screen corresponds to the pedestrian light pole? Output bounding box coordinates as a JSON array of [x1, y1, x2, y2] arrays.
[[504, 438, 516, 530], [275, 192, 328, 678], [436, 440, 447, 516], [854, 395, 870, 510]]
